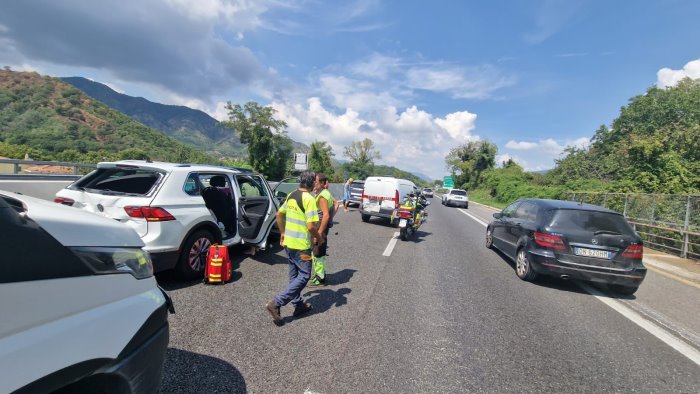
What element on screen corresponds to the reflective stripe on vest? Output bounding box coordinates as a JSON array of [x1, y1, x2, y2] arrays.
[[283, 191, 318, 250]]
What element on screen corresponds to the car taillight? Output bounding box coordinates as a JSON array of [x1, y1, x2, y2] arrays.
[[394, 190, 399, 205], [53, 197, 75, 206], [124, 206, 175, 221], [534, 232, 567, 250], [622, 245, 643, 259]]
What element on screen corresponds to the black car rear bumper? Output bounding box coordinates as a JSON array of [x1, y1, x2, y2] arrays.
[[527, 250, 647, 287]]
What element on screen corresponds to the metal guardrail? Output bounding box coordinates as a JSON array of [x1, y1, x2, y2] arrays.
[[0, 158, 96, 175], [567, 192, 699, 260]]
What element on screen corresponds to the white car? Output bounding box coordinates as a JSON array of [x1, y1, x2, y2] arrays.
[[442, 189, 469, 208], [55, 160, 278, 278], [0, 190, 171, 393]]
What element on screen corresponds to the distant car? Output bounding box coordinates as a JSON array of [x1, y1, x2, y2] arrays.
[[421, 187, 434, 198], [348, 180, 365, 207], [54, 160, 278, 278], [0, 190, 171, 393], [442, 189, 469, 208], [485, 198, 646, 295]]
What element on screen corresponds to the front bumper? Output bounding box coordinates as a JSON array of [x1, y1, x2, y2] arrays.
[[528, 250, 647, 287]]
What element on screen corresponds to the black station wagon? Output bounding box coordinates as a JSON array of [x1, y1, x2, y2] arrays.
[[486, 199, 646, 295]]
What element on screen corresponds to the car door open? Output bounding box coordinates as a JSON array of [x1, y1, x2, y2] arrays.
[[235, 174, 273, 241]]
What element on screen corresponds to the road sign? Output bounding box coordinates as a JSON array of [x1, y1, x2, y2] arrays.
[[294, 153, 308, 171], [443, 176, 454, 188]]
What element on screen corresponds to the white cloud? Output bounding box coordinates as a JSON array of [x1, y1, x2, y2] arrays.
[[271, 98, 479, 179], [505, 140, 538, 150], [501, 137, 590, 171], [495, 153, 527, 168], [657, 59, 700, 88], [405, 64, 516, 99]]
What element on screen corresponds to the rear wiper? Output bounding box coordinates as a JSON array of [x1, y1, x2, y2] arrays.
[[594, 230, 622, 235]]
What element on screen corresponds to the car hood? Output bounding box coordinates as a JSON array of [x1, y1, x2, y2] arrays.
[[2, 191, 144, 248]]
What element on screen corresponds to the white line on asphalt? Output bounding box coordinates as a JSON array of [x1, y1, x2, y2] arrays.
[[577, 282, 700, 366], [458, 209, 700, 367], [458, 208, 488, 227], [382, 232, 400, 256]]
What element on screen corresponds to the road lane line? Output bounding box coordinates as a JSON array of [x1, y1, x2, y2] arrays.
[[577, 282, 700, 366], [382, 232, 400, 256], [458, 208, 488, 227], [458, 208, 700, 366]]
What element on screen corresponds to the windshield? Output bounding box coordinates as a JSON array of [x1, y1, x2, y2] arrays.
[[71, 168, 162, 196], [546, 209, 636, 236]]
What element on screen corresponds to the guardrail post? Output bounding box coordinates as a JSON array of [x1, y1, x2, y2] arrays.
[[73, 165, 79, 175], [681, 195, 691, 258], [623, 194, 629, 217], [13, 163, 19, 174]]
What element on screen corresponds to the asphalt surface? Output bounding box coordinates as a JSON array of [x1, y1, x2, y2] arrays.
[[156, 198, 700, 393]]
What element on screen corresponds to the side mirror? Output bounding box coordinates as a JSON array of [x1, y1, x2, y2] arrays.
[[493, 212, 502, 219]]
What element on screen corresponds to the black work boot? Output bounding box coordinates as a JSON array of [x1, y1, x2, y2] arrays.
[[292, 302, 312, 317]]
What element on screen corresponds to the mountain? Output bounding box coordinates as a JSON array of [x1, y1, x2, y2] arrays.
[[0, 70, 212, 163], [61, 77, 309, 158]]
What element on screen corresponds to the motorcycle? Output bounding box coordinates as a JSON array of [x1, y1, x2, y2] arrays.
[[395, 194, 430, 241]]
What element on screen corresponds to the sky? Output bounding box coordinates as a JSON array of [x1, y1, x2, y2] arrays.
[[1, 0, 699, 180]]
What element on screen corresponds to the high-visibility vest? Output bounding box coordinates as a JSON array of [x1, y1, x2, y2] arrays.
[[316, 188, 335, 229], [279, 190, 319, 250]]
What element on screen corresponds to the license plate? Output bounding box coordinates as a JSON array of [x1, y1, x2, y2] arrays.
[[399, 219, 407, 228], [574, 247, 612, 259], [365, 203, 380, 212]]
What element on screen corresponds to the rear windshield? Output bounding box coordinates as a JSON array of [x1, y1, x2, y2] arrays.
[[72, 168, 163, 196], [424, 188, 432, 192], [351, 181, 364, 188], [450, 190, 467, 196], [546, 209, 636, 235]]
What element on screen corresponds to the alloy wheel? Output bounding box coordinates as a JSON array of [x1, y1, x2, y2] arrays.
[[188, 237, 212, 271]]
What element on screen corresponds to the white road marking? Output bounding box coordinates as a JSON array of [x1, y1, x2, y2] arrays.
[[458, 208, 488, 227], [578, 282, 700, 366], [458, 206, 700, 366], [382, 232, 400, 256]]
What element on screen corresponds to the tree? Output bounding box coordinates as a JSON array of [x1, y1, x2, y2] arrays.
[[445, 140, 497, 189], [343, 138, 381, 179], [222, 101, 293, 180], [308, 141, 335, 177]]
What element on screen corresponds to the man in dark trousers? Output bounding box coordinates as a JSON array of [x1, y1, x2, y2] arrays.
[[266, 172, 324, 325]]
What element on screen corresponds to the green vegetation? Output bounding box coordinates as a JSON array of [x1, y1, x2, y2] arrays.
[[448, 78, 700, 207], [308, 141, 335, 178], [222, 101, 293, 180], [342, 138, 381, 180], [0, 70, 213, 163]]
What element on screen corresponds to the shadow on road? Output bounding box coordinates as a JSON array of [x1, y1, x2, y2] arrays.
[[159, 348, 246, 393], [326, 268, 357, 286], [305, 287, 352, 312]]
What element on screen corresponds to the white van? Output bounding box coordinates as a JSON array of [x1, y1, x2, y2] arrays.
[[360, 176, 417, 224]]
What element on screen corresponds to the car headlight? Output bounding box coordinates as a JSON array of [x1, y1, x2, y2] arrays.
[[70, 247, 154, 279]]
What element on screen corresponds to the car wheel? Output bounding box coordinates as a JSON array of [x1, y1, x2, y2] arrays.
[[515, 248, 538, 281], [610, 284, 639, 295], [485, 227, 494, 249], [178, 229, 215, 279], [465, 203, 468, 209], [361, 213, 370, 222]]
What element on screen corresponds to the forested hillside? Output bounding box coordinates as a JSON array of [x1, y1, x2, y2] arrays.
[[450, 78, 700, 206], [0, 70, 213, 163]]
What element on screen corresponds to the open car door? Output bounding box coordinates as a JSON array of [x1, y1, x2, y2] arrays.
[[235, 174, 275, 243]]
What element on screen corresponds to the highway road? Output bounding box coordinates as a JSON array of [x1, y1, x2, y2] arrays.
[[156, 197, 700, 393]]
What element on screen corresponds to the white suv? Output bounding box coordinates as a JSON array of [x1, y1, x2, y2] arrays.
[[0, 190, 171, 393], [55, 160, 278, 278], [442, 189, 469, 208]]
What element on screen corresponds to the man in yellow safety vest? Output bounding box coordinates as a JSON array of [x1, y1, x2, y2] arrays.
[[266, 172, 324, 325]]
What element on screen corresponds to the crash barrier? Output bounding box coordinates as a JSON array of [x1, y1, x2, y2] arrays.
[[0, 158, 96, 175], [567, 192, 699, 261]]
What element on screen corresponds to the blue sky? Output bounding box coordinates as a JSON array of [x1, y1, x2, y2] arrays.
[[1, 0, 699, 180]]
